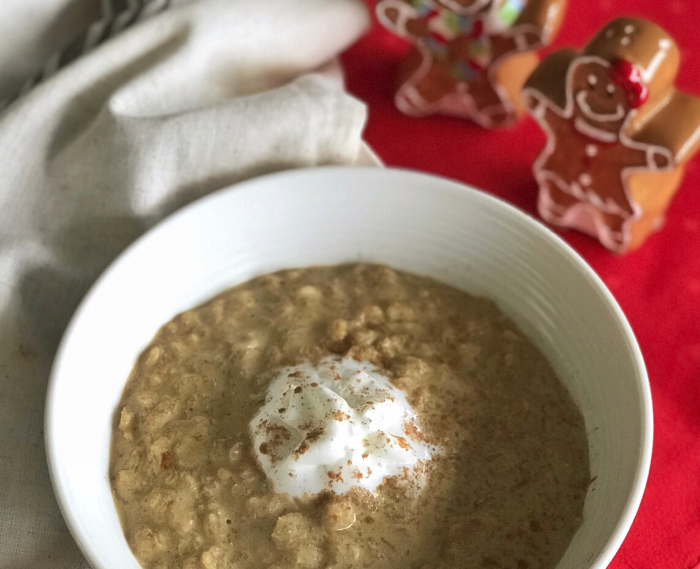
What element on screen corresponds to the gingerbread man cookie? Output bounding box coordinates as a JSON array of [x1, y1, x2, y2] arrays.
[[523, 18, 700, 253], [376, 0, 567, 128]]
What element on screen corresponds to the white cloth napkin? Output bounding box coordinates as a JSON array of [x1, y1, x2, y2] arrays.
[[0, 0, 374, 566]]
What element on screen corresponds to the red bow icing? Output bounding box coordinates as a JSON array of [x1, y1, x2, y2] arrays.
[[609, 59, 649, 109], [470, 19, 484, 38]]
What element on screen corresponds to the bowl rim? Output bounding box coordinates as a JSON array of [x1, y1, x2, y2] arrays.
[[44, 165, 653, 569]]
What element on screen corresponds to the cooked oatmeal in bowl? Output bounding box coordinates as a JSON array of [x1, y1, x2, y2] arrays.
[[110, 264, 589, 569], [46, 167, 652, 569]]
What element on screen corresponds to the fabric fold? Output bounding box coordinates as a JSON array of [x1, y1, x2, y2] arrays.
[[0, 0, 373, 567]]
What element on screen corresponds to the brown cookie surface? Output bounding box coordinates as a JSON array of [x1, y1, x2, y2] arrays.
[[523, 17, 700, 252], [376, 0, 566, 128]]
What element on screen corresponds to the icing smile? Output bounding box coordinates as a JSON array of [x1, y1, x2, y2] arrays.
[[575, 90, 625, 122]]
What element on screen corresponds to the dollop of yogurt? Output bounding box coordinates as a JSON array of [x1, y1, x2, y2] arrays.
[[249, 357, 437, 497]]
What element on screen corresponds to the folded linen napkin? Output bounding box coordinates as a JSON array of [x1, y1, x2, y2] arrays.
[[0, 0, 372, 566]]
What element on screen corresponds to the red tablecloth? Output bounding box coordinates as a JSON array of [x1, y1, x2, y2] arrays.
[[342, 2, 700, 567]]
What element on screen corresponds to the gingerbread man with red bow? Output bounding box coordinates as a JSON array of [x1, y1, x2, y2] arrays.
[[523, 18, 700, 252], [376, 0, 567, 128]]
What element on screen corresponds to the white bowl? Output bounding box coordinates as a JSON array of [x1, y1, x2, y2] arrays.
[[46, 166, 652, 569]]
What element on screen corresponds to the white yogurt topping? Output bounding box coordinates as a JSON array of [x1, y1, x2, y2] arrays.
[[249, 357, 437, 497]]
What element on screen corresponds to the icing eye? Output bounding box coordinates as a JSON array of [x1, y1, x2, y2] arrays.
[[587, 74, 598, 88], [606, 83, 616, 96], [605, 28, 615, 38], [624, 24, 635, 34], [621, 36, 631, 46]]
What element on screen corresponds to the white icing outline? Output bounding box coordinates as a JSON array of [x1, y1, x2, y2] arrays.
[[523, 54, 674, 252], [640, 38, 673, 83], [541, 2, 561, 42], [394, 42, 447, 116], [678, 117, 700, 163], [468, 21, 543, 127], [376, 0, 424, 37]]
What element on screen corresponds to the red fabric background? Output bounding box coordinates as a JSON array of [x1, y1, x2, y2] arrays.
[[342, 1, 700, 567]]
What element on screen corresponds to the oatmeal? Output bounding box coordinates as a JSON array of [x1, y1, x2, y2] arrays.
[[110, 264, 589, 569]]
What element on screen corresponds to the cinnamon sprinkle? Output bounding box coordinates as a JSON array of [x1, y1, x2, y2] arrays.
[[295, 441, 310, 459], [328, 470, 344, 483], [404, 420, 426, 442], [306, 427, 325, 443], [256, 420, 292, 463]]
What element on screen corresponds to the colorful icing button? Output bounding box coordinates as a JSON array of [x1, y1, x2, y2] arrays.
[[523, 17, 700, 253], [376, 0, 567, 128]]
